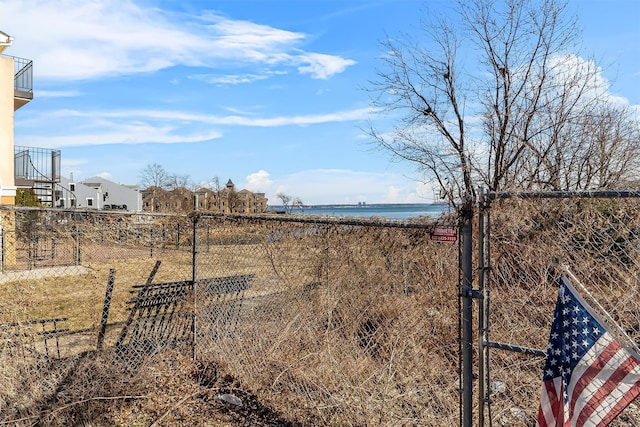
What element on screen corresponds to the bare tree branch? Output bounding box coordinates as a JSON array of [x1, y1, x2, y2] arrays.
[[366, 0, 638, 201]]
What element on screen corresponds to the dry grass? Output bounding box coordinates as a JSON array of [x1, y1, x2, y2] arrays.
[[1, 204, 639, 425]]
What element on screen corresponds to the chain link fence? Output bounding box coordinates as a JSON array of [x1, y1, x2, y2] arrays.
[[192, 214, 461, 425], [481, 192, 640, 426], [3, 196, 639, 425], [0, 207, 195, 425], [0, 206, 461, 425]]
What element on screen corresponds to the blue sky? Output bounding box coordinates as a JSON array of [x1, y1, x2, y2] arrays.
[[2, 0, 639, 205]]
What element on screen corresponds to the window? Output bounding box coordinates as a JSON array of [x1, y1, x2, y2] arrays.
[[87, 198, 93, 207], [70, 183, 75, 192]]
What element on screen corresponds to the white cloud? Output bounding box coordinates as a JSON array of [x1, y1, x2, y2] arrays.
[[190, 70, 287, 86], [245, 170, 272, 192], [385, 186, 399, 201], [61, 158, 87, 167], [97, 172, 112, 179], [15, 107, 373, 148], [36, 90, 83, 98], [22, 107, 372, 126], [2, 0, 355, 81], [267, 169, 435, 205], [274, 185, 288, 196], [191, 73, 271, 86], [60, 158, 87, 181], [17, 124, 222, 148], [297, 53, 357, 79]]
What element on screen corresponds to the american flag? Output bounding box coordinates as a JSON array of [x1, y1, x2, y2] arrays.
[[536, 276, 640, 426]]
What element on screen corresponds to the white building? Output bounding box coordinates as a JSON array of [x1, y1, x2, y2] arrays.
[[56, 175, 142, 211]]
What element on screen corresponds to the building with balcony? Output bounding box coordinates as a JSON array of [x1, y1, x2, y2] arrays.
[[1, 30, 34, 268], [0, 30, 34, 205]]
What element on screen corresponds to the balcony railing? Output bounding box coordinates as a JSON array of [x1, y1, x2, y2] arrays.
[[13, 55, 32, 94], [14, 146, 60, 184]]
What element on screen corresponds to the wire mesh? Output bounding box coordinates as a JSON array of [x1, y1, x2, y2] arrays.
[[0, 207, 193, 424], [5, 197, 638, 425], [484, 194, 640, 426], [0, 206, 460, 425], [192, 214, 460, 425]]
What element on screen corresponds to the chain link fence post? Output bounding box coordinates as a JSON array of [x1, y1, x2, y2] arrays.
[[191, 212, 199, 361], [97, 268, 116, 351], [460, 197, 475, 427], [477, 188, 489, 426]]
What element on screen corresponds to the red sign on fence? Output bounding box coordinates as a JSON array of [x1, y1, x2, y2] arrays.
[[430, 226, 457, 243]]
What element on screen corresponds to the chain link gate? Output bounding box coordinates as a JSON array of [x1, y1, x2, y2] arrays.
[[190, 213, 462, 425], [470, 190, 640, 426]]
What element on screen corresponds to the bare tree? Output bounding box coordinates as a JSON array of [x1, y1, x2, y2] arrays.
[[139, 163, 171, 189], [570, 103, 640, 190], [500, 48, 640, 193], [226, 188, 243, 213], [166, 173, 194, 190], [366, 0, 637, 203], [210, 176, 222, 210], [276, 192, 304, 214]]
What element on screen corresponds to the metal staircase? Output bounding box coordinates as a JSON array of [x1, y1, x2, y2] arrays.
[[14, 146, 61, 207]]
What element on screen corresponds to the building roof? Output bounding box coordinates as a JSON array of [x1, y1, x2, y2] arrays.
[[0, 30, 13, 53]]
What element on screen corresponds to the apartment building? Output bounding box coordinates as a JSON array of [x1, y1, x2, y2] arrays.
[[0, 31, 33, 205], [0, 31, 34, 268], [143, 179, 268, 214]]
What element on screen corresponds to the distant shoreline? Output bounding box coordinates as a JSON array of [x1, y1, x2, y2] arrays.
[[267, 202, 448, 210], [266, 202, 450, 220]]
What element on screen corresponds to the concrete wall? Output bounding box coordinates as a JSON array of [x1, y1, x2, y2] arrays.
[[0, 56, 15, 205]]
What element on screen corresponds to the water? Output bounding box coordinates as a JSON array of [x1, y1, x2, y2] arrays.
[[268, 203, 451, 220]]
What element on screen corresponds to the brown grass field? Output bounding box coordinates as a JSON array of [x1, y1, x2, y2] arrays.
[[1, 204, 639, 426]]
